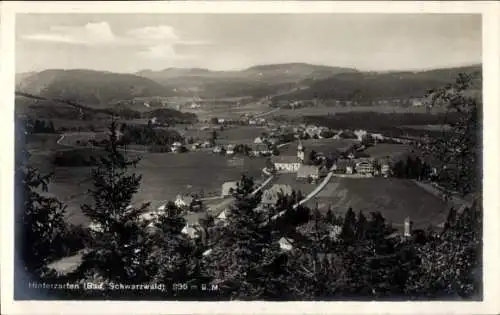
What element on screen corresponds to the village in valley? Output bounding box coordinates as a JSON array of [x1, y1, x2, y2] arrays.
[[75, 106, 445, 254], [13, 12, 482, 301]]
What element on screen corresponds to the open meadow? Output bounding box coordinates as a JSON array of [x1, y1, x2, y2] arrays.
[[364, 143, 411, 159], [30, 150, 267, 226], [305, 177, 449, 230], [216, 126, 267, 145], [184, 101, 269, 121]]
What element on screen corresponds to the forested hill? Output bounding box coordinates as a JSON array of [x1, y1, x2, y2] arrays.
[[135, 63, 359, 98], [17, 69, 170, 107], [272, 65, 482, 102]]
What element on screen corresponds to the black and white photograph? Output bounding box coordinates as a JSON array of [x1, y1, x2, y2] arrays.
[[1, 1, 499, 314]]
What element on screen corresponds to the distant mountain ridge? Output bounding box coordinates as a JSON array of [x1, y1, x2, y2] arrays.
[[135, 63, 359, 98], [16, 63, 481, 107], [17, 69, 169, 107], [272, 65, 482, 102]]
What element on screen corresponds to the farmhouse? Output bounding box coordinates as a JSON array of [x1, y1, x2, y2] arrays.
[[355, 159, 374, 175], [296, 164, 327, 182], [221, 181, 238, 197], [226, 144, 235, 156], [174, 195, 194, 208], [332, 159, 355, 174], [251, 143, 272, 156], [261, 184, 293, 209], [182, 212, 208, 240], [190, 102, 201, 109], [212, 145, 223, 154], [191, 143, 201, 150], [253, 136, 264, 144], [214, 208, 230, 225], [371, 133, 385, 141], [354, 129, 368, 141]]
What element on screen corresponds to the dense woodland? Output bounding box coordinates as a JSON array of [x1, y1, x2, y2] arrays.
[[15, 73, 482, 300]]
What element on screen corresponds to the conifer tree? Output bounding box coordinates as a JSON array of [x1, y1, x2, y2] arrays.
[[340, 207, 356, 244], [15, 119, 68, 278], [355, 211, 368, 241], [146, 202, 206, 296], [79, 119, 151, 283], [203, 175, 287, 300]]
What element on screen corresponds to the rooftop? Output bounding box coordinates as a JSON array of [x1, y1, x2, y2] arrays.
[[271, 155, 300, 164], [184, 211, 209, 226], [297, 165, 320, 178]]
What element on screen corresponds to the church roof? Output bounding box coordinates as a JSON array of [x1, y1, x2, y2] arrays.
[[271, 155, 300, 164]]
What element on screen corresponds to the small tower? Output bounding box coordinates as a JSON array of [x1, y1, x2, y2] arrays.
[[404, 216, 412, 237], [297, 140, 305, 163]]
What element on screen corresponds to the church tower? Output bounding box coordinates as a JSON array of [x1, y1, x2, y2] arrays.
[[297, 140, 305, 163]]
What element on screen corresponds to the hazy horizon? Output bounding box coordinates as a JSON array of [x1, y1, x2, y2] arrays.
[[15, 61, 482, 75], [16, 14, 482, 74]]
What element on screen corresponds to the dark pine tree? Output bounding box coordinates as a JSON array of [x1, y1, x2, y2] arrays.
[[340, 207, 357, 244], [79, 119, 152, 284], [202, 175, 289, 300]]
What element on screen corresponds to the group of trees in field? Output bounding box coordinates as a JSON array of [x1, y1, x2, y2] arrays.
[[20, 118, 57, 134], [391, 156, 434, 180], [148, 108, 198, 125], [16, 73, 482, 300], [116, 122, 184, 148], [302, 112, 461, 139]]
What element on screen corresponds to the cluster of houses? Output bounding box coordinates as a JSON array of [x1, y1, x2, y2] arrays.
[[267, 140, 392, 179]]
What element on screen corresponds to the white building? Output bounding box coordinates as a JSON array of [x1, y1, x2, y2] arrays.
[[279, 237, 294, 251], [174, 195, 194, 208], [381, 163, 391, 177], [190, 102, 201, 109], [346, 166, 354, 174], [354, 129, 368, 142], [254, 136, 264, 144], [271, 155, 301, 173], [226, 144, 235, 155], [355, 160, 374, 175]]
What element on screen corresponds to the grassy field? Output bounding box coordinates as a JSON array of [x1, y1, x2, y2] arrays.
[[364, 143, 411, 159], [305, 177, 449, 230], [216, 126, 267, 144], [24, 133, 61, 151], [280, 138, 356, 156], [57, 132, 105, 146], [185, 101, 269, 121], [30, 151, 267, 226], [400, 124, 453, 132]]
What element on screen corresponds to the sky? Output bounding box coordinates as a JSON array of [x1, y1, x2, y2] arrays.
[[15, 14, 481, 74]]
